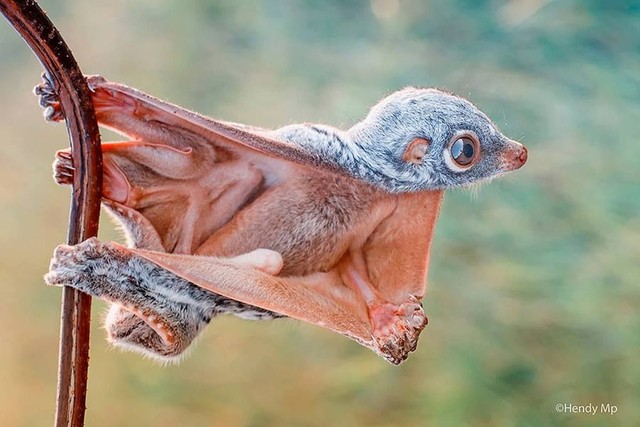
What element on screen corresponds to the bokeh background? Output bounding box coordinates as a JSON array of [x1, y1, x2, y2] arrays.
[[0, 0, 638, 426]]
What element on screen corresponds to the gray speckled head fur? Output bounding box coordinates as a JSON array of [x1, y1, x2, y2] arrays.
[[339, 87, 528, 192], [264, 87, 526, 192]]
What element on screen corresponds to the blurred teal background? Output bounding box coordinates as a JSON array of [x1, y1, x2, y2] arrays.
[[0, 1, 638, 426]]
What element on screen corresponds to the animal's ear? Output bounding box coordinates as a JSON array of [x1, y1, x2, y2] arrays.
[[403, 138, 429, 165]]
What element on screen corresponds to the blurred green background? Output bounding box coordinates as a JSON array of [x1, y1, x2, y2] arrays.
[[0, 0, 638, 426]]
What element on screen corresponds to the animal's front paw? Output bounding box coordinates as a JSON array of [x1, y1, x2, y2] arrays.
[[33, 72, 64, 122], [370, 295, 428, 365], [44, 238, 107, 291]]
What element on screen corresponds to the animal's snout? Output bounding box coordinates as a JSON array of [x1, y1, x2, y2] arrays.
[[517, 145, 528, 165], [501, 141, 528, 171]]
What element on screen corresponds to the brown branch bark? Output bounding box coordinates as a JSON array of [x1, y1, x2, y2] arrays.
[[0, 1, 102, 426]]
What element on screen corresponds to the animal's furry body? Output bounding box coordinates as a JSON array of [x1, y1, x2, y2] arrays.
[[38, 75, 527, 364]]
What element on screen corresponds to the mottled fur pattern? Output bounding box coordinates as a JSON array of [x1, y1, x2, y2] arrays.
[[277, 88, 519, 192], [46, 238, 280, 363]]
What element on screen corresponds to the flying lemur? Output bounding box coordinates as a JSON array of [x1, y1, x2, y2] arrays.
[[37, 75, 527, 364]]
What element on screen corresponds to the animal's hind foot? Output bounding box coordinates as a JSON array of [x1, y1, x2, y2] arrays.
[[44, 237, 109, 292], [370, 295, 428, 364]]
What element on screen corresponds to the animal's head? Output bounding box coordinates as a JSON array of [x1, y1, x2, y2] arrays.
[[349, 87, 527, 192]]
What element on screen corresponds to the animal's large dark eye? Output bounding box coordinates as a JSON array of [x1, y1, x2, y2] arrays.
[[451, 138, 474, 165], [448, 136, 479, 169]]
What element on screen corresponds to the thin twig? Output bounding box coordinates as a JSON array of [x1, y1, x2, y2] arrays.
[[0, 1, 102, 426]]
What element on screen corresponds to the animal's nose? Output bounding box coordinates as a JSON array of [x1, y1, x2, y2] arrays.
[[517, 145, 528, 165], [501, 141, 528, 171]]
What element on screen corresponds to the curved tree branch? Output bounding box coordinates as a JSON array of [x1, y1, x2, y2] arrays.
[[0, 1, 102, 426]]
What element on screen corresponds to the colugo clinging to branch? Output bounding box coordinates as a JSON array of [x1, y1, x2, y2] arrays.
[[37, 75, 527, 364]]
